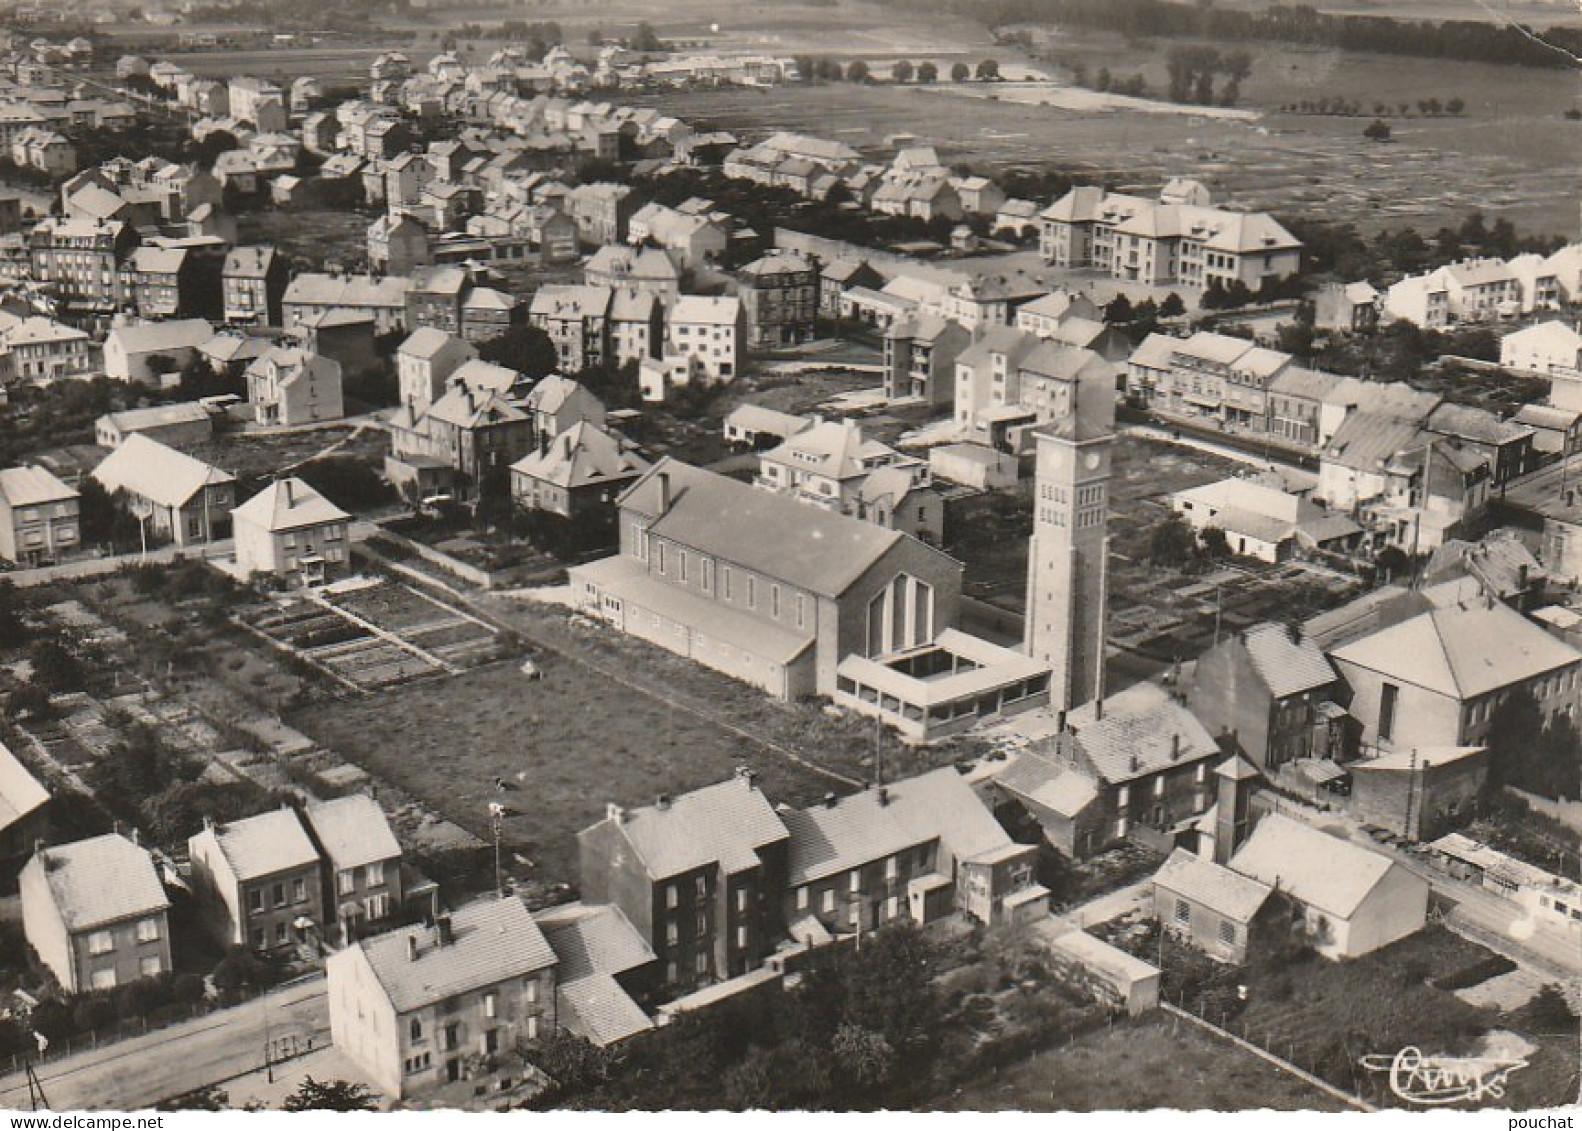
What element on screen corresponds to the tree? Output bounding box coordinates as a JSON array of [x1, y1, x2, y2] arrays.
[[29, 639, 85, 693], [630, 20, 662, 53], [1149, 514, 1199, 568], [0, 579, 24, 650], [1159, 292, 1187, 318], [1094, 66, 1112, 92], [845, 60, 870, 83], [1364, 119, 1392, 142], [281, 1078, 378, 1112], [1199, 525, 1232, 560], [916, 61, 938, 83], [891, 59, 914, 84], [950, 61, 970, 82], [1446, 97, 1465, 115], [975, 58, 1000, 81], [1103, 294, 1135, 323], [476, 324, 560, 381]]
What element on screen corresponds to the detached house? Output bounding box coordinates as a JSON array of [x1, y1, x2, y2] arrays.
[[91, 435, 234, 546], [994, 682, 1222, 859], [246, 346, 344, 426], [1188, 622, 1348, 772], [1229, 813, 1427, 959], [233, 477, 352, 585], [579, 769, 790, 995], [222, 246, 288, 327], [510, 421, 649, 522], [328, 897, 559, 1103], [0, 465, 78, 566], [21, 834, 170, 994], [189, 807, 326, 955]]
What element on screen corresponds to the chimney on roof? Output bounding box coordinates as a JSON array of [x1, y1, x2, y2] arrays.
[[1129, 754, 1140, 773], [1170, 734, 1181, 762], [824, 792, 838, 808], [407, 933, 420, 961], [1094, 696, 1104, 722], [656, 470, 672, 514], [33, 839, 45, 859], [877, 785, 890, 807], [1057, 709, 1068, 733], [655, 792, 671, 810], [283, 478, 294, 506], [436, 914, 454, 946]]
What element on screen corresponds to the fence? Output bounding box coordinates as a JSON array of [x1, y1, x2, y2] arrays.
[[1160, 1000, 1378, 1112], [4, 984, 272, 1077]]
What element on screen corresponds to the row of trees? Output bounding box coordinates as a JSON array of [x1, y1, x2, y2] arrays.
[[792, 56, 1002, 84], [1072, 65, 1149, 99], [1286, 97, 1466, 117], [944, 0, 1582, 69], [1163, 44, 1251, 107]]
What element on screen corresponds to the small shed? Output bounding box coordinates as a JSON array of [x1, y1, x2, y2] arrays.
[[1034, 924, 1160, 1016]]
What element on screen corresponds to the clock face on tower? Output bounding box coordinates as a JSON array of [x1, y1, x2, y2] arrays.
[[1083, 452, 1102, 471]]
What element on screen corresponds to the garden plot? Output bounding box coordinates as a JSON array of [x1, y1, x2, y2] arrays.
[[245, 579, 501, 691]]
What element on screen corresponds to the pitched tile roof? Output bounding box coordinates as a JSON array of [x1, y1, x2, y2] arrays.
[[994, 751, 1099, 818], [0, 740, 49, 834], [1063, 682, 1221, 785], [599, 772, 788, 880], [510, 421, 648, 491], [198, 807, 319, 883], [784, 767, 1011, 885], [303, 794, 401, 871], [1329, 604, 1582, 700], [631, 458, 948, 599], [232, 477, 349, 533], [32, 833, 168, 931], [1154, 847, 1272, 922], [359, 897, 557, 1014], [100, 401, 211, 433], [534, 901, 655, 982], [559, 973, 654, 1046], [0, 464, 77, 507], [1239, 622, 1337, 699], [92, 434, 233, 510], [1229, 814, 1398, 920]]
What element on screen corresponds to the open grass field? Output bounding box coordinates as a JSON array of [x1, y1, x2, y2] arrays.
[[285, 653, 845, 887], [939, 1012, 1349, 1111], [647, 58, 1579, 237]]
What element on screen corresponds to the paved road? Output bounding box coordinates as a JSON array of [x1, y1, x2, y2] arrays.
[[0, 977, 329, 1112]]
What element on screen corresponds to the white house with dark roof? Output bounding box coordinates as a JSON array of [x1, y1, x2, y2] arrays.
[[21, 833, 170, 993], [303, 794, 403, 945], [328, 897, 559, 1102], [1229, 813, 1427, 959], [1328, 603, 1582, 752], [90, 434, 235, 547], [232, 477, 352, 585], [188, 807, 326, 953]]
